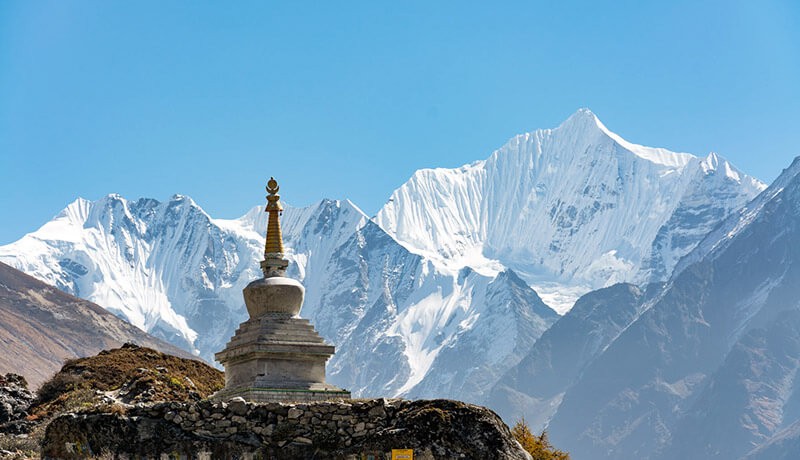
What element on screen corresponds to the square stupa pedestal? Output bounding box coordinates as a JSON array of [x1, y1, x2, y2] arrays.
[[213, 277, 350, 403]]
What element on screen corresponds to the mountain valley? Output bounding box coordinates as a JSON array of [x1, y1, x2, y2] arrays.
[[2, 109, 795, 459]]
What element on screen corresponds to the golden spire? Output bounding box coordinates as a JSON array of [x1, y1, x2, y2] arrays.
[[261, 177, 289, 277], [264, 177, 284, 256]]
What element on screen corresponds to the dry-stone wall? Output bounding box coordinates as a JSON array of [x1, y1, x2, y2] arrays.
[[41, 398, 530, 460]]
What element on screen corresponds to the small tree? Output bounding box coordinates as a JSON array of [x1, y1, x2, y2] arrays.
[[511, 418, 570, 460]]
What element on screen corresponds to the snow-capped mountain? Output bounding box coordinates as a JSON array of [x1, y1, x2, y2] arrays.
[[0, 195, 558, 403], [487, 282, 663, 431], [376, 109, 765, 312], [3, 194, 257, 357], [0, 108, 770, 412], [404, 269, 558, 402], [543, 157, 800, 459]]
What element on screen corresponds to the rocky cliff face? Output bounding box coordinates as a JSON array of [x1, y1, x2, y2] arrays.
[[545, 157, 800, 459], [488, 282, 661, 431], [743, 419, 800, 460], [41, 398, 531, 460]]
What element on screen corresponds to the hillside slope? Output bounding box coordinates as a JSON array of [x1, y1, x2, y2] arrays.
[[0, 262, 196, 388]]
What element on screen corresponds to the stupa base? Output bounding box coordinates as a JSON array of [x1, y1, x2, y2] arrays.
[[212, 385, 351, 403]]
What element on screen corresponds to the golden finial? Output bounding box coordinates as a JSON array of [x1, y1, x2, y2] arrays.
[[266, 178, 282, 213], [261, 177, 289, 277]]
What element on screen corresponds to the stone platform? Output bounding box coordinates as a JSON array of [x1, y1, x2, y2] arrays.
[[214, 311, 349, 403], [212, 386, 350, 403]]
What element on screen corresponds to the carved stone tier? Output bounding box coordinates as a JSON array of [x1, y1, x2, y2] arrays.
[[214, 277, 350, 403]]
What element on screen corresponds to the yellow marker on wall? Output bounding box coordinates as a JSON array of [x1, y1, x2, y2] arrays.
[[391, 449, 413, 460]]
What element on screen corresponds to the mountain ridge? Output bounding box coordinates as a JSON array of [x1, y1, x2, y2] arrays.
[[375, 109, 764, 311], [544, 154, 800, 459], [0, 109, 769, 412], [0, 193, 559, 403]]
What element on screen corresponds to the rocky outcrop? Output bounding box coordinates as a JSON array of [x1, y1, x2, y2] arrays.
[[0, 373, 35, 435], [41, 398, 530, 459], [35, 343, 222, 408]]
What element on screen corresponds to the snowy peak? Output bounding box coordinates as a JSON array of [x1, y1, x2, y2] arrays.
[[54, 194, 210, 233], [553, 107, 604, 137], [231, 198, 367, 234], [699, 151, 761, 187], [489, 269, 559, 321], [675, 155, 800, 274], [0, 194, 376, 362], [545, 108, 607, 150], [703, 151, 721, 170], [376, 109, 764, 312], [550, 108, 612, 154], [554, 108, 695, 168], [2, 189, 561, 402], [59, 197, 92, 225], [562, 107, 600, 125]]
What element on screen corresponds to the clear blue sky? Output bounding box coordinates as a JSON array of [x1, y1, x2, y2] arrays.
[[1, 1, 799, 244]]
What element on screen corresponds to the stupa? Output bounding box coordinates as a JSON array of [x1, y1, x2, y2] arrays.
[[214, 178, 350, 402]]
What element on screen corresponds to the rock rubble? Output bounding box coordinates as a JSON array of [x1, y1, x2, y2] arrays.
[[0, 373, 35, 435]]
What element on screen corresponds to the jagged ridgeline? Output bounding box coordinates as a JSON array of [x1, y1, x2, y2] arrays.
[[545, 157, 800, 460], [4, 109, 787, 460], [0, 110, 763, 408]]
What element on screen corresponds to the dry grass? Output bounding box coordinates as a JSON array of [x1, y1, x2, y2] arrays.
[[49, 344, 221, 395], [31, 343, 223, 418], [0, 417, 48, 459], [511, 418, 570, 460], [0, 344, 224, 459]]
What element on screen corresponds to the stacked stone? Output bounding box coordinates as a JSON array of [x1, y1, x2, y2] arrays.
[[41, 398, 531, 460], [148, 398, 394, 445], [214, 311, 346, 401], [0, 373, 35, 435]]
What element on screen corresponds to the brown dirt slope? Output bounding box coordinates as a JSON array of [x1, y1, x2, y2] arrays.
[[0, 261, 199, 388]]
